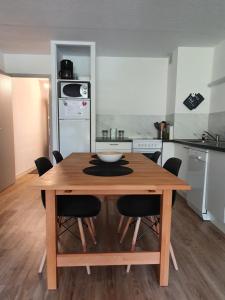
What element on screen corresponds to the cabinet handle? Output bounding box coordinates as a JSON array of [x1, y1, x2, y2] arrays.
[[183, 146, 190, 149], [109, 143, 119, 145]]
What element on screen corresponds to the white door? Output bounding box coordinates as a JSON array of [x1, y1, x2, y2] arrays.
[[59, 119, 90, 157], [0, 74, 15, 191]]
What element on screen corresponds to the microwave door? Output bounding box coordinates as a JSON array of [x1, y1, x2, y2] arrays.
[[63, 83, 82, 98], [59, 99, 90, 120]]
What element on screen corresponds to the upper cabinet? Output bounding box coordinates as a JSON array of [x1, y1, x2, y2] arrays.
[[50, 41, 96, 153]]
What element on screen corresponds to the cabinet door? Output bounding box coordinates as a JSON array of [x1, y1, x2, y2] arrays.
[[96, 142, 132, 152], [162, 142, 175, 166], [0, 74, 15, 191], [207, 151, 225, 229], [174, 144, 189, 181], [174, 144, 189, 198]]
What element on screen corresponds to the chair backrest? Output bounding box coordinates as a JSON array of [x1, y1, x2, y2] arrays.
[[163, 157, 182, 206], [143, 151, 161, 163], [150, 151, 161, 163], [34, 157, 53, 208], [52, 150, 63, 163]]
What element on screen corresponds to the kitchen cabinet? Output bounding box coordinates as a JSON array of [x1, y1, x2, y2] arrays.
[[186, 147, 209, 220], [162, 142, 175, 165], [174, 144, 189, 197], [96, 142, 132, 152], [207, 150, 225, 232]]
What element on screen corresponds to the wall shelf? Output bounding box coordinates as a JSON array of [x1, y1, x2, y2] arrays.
[[208, 76, 225, 87], [57, 79, 90, 82]]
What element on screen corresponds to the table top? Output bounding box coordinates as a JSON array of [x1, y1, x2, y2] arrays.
[[31, 153, 190, 192]]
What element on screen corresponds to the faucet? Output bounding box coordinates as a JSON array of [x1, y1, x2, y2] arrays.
[[203, 131, 220, 143]]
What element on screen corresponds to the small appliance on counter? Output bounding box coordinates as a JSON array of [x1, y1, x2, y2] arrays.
[[154, 121, 169, 140], [59, 59, 74, 79]]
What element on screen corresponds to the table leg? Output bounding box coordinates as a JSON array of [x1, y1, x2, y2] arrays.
[[159, 190, 172, 286], [46, 190, 57, 289]]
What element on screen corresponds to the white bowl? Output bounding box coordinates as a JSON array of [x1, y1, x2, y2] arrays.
[[97, 152, 123, 163]]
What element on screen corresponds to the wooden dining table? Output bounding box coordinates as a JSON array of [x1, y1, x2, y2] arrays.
[[32, 152, 190, 290]]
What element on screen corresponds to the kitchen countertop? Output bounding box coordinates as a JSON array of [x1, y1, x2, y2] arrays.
[[169, 139, 225, 153], [96, 137, 133, 142]]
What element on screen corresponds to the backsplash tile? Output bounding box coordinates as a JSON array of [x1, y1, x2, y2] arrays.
[[208, 111, 225, 139], [166, 114, 175, 124], [96, 114, 166, 138], [97, 113, 211, 140], [173, 113, 209, 139]]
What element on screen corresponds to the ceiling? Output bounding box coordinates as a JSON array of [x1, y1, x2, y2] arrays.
[[0, 0, 225, 57]]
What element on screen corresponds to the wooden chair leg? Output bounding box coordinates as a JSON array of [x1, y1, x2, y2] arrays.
[[170, 243, 178, 271], [38, 250, 46, 274], [120, 217, 132, 244], [89, 218, 96, 236], [155, 217, 178, 271], [127, 217, 141, 273], [85, 218, 97, 245], [78, 218, 91, 275], [117, 215, 124, 233]]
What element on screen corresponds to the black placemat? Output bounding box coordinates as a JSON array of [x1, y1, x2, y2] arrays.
[[92, 154, 125, 159], [89, 159, 129, 166], [83, 166, 133, 176]]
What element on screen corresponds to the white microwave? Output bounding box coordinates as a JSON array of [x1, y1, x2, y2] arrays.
[[60, 82, 90, 99]]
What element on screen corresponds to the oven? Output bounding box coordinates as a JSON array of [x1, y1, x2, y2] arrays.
[[132, 139, 162, 165]]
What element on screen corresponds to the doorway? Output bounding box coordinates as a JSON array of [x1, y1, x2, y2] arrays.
[[11, 77, 50, 177]]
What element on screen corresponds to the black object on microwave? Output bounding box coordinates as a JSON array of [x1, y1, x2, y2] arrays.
[[59, 59, 73, 79]]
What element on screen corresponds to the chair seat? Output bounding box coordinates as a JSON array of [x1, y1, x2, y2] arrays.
[[57, 195, 101, 217], [117, 195, 160, 217]]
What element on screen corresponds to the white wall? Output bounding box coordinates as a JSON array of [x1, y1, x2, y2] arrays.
[[209, 40, 225, 113], [4, 54, 51, 75], [0, 50, 4, 71], [211, 40, 225, 82], [12, 78, 49, 176], [166, 47, 214, 139], [166, 49, 178, 115], [96, 57, 168, 115], [175, 47, 213, 114]]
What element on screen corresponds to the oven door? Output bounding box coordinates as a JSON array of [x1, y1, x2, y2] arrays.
[[133, 148, 162, 165], [61, 82, 89, 98]]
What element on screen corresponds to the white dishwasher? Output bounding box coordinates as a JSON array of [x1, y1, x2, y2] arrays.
[[186, 148, 210, 220]]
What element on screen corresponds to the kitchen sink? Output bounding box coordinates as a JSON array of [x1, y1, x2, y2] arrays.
[[179, 139, 225, 147]]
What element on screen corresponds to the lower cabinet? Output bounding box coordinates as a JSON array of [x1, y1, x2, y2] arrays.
[[96, 142, 132, 153], [162, 142, 175, 165], [207, 150, 225, 232], [174, 144, 190, 198]]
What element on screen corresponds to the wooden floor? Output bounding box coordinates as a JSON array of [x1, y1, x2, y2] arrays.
[[1, 175, 225, 300]]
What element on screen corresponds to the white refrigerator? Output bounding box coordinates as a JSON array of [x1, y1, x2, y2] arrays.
[[59, 99, 90, 157]]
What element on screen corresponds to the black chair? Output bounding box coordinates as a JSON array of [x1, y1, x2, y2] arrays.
[[117, 157, 182, 272], [35, 157, 101, 275], [52, 150, 63, 163], [143, 151, 161, 163]]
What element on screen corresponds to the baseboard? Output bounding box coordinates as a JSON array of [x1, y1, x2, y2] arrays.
[[16, 167, 36, 179]]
